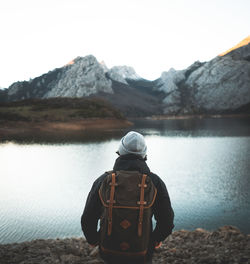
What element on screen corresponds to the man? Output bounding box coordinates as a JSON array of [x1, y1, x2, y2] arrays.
[[81, 131, 174, 264]]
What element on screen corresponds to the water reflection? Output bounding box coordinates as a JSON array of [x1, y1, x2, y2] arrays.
[[131, 117, 250, 137], [1, 117, 250, 144]]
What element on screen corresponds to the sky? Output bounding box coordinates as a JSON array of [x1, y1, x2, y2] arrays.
[[0, 0, 249, 88]]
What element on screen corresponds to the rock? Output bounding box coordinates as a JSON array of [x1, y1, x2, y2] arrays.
[[108, 65, 141, 84], [44, 56, 113, 98], [220, 35, 250, 56], [185, 47, 250, 112], [197, 256, 216, 264], [1, 226, 249, 264], [218, 225, 241, 233], [159, 68, 185, 94], [154, 68, 185, 114], [156, 41, 250, 115], [195, 228, 209, 233], [89, 246, 99, 257], [86, 260, 104, 264], [6, 55, 113, 102], [60, 254, 81, 264], [162, 90, 182, 114]]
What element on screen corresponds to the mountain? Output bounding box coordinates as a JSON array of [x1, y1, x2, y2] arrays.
[[1, 37, 250, 117], [91, 79, 163, 117], [0, 56, 162, 117], [107, 66, 141, 84], [219, 35, 250, 56], [6, 55, 113, 102], [157, 40, 250, 115]]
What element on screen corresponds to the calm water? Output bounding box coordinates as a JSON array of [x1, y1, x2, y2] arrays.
[[0, 118, 250, 244]]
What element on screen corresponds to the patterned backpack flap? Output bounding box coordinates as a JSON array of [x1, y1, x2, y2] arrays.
[[99, 170, 157, 259]]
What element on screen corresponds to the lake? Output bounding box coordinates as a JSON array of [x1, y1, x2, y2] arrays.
[[0, 117, 250, 244]]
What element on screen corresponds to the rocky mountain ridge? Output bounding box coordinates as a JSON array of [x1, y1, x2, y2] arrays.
[[162, 43, 250, 115], [107, 65, 141, 84], [0, 56, 164, 117], [1, 38, 250, 117], [219, 35, 250, 56], [6, 55, 113, 101]]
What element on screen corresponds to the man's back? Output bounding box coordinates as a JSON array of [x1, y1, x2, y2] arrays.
[[81, 131, 174, 264]]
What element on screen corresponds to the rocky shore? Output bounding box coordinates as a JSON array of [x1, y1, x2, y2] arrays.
[[0, 226, 249, 264]]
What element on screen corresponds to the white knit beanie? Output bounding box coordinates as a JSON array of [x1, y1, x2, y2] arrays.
[[118, 131, 147, 158]]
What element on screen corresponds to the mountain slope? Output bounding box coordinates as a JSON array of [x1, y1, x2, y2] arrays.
[[154, 41, 250, 114], [219, 35, 250, 56], [6, 55, 113, 102], [92, 80, 163, 117], [1, 56, 162, 117], [0, 97, 124, 122], [107, 66, 141, 84], [1, 37, 250, 117]]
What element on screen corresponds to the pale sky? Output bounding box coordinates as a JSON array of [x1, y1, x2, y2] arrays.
[[0, 0, 249, 88]]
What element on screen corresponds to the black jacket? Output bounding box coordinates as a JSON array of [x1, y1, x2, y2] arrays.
[[81, 154, 174, 252]]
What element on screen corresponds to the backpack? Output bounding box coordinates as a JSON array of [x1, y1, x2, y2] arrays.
[[98, 170, 157, 261]]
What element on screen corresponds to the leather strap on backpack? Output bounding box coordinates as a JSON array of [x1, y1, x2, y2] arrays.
[[107, 173, 117, 236], [137, 174, 147, 237]]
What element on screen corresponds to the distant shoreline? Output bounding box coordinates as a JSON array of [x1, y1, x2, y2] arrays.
[[0, 97, 131, 141], [144, 113, 250, 120], [0, 118, 132, 140], [1, 113, 249, 141]]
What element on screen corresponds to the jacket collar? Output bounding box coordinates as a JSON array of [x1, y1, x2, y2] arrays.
[[113, 154, 151, 174]]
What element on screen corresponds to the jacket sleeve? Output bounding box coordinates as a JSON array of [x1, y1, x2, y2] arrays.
[[152, 175, 174, 242], [81, 175, 105, 245]]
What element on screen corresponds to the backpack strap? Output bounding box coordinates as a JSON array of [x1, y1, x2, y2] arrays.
[[107, 172, 117, 236], [137, 174, 147, 237]]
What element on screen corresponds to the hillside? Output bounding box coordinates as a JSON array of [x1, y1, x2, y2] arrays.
[[0, 97, 124, 122], [92, 80, 164, 117], [0, 98, 132, 141]]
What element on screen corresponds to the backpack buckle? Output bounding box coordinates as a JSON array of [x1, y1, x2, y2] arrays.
[[137, 201, 147, 205], [138, 184, 147, 188], [107, 200, 116, 203], [109, 182, 118, 186]]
